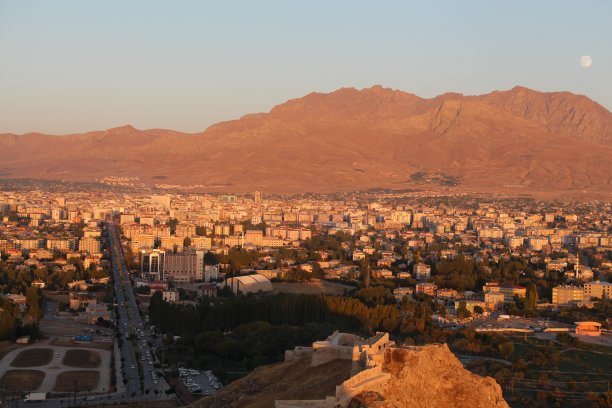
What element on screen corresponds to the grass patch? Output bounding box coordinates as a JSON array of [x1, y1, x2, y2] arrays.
[[54, 370, 99, 392], [62, 349, 101, 368], [0, 369, 45, 391], [10, 348, 53, 367]]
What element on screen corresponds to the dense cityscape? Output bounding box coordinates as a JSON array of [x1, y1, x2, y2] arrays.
[[0, 186, 610, 407]]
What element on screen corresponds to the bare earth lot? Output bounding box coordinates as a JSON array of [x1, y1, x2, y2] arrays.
[[54, 370, 100, 392], [0, 369, 45, 391], [10, 348, 53, 367], [62, 349, 101, 368]]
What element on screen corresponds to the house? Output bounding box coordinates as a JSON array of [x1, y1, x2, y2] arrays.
[[416, 283, 437, 296], [483, 282, 526, 303], [575, 321, 601, 336], [162, 289, 179, 303], [372, 269, 393, 279], [393, 287, 414, 302], [67, 280, 89, 291], [413, 263, 431, 280], [201, 283, 217, 298], [31, 279, 46, 289], [436, 288, 457, 300]]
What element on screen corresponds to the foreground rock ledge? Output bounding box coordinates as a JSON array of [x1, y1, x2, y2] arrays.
[[194, 331, 508, 408]]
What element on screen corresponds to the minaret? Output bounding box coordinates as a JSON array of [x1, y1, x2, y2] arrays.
[[574, 254, 580, 279]]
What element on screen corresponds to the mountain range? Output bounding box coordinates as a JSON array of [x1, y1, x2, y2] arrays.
[[1, 86, 611, 196]]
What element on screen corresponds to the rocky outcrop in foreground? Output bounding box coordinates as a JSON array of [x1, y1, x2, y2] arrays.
[[348, 344, 509, 408]]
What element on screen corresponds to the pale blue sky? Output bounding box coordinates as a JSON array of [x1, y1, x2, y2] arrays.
[[0, 0, 610, 134]]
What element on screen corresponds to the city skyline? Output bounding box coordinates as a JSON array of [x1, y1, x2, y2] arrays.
[[1, 0, 610, 134]]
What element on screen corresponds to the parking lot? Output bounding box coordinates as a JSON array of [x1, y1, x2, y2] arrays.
[[178, 367, 221, 395], [470, 315, 574, 333]]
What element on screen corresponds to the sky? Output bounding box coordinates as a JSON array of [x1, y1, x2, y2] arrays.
[[0, 0, 610, 134]]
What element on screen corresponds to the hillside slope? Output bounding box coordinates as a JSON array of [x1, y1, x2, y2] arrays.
[[193, 358, 352, 408], [1, 86, 611, 195], [191, 344, 508, 408]]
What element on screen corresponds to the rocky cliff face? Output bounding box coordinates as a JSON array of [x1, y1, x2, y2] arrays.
[[347, 344, 508, 408]]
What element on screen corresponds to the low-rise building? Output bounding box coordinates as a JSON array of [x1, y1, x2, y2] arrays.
[[413, 263, 431, 280], [416, 282, 437, 296], [162, 289, 179, 303]]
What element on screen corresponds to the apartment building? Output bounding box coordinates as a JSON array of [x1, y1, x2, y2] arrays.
[[552, 285, 584, 305], [583, 281, 612, 300]]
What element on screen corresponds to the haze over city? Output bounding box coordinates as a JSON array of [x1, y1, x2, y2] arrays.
[[0, 2, 611, 408]]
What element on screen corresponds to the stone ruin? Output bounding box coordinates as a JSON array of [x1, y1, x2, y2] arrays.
[[277, 331, 396, 408], [276, 331, 508, 408]]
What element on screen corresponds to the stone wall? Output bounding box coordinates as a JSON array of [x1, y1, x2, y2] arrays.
[[336, 365, 391, 406], [311, 345, 353, 367], [285, 346, 314, 362]]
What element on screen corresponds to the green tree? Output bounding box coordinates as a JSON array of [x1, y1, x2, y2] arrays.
[[360, 257, 371, 289], [525, 283, 538, 311], [26, 287, 43, 320], [204, 251, 219, 265], [457, 301, 471, 319], [498, 341, 514, 359]]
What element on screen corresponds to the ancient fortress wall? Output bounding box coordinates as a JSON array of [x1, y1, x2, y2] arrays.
[[284, 346, 314, 362], [277, 332, 396, 408], [336, 365, 391, 406]]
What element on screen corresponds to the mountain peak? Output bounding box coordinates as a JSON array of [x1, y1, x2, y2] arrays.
[[106, 125, 138, 133]]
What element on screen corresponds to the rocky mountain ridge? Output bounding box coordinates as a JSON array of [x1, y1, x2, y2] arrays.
[[1, 86, 611, 195]]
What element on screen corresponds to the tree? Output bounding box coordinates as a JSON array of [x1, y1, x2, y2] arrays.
[[360, 257, 371, 289], [498, 341, 514, 359], [525, 283, 538, 311], [457, 301, 471, 319], [473, 305, 484, 315], [204, 251, 219, 265], [26, 287, 43, 320], [166, 218, 179, 234]]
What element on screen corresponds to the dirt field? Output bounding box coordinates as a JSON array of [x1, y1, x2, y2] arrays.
[[54, 370, 100, 392], [0, 369, 46, 391], [10, 348, 53, 367], [272, 281, 348, 296], [62, 349, 101, 368]]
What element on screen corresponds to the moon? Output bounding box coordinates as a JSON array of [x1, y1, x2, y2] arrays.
[[580, 55, 592, 68]]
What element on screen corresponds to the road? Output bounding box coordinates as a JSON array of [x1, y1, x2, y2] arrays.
[[8, 223, 171, 408], [105, 221, 170, 399]]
